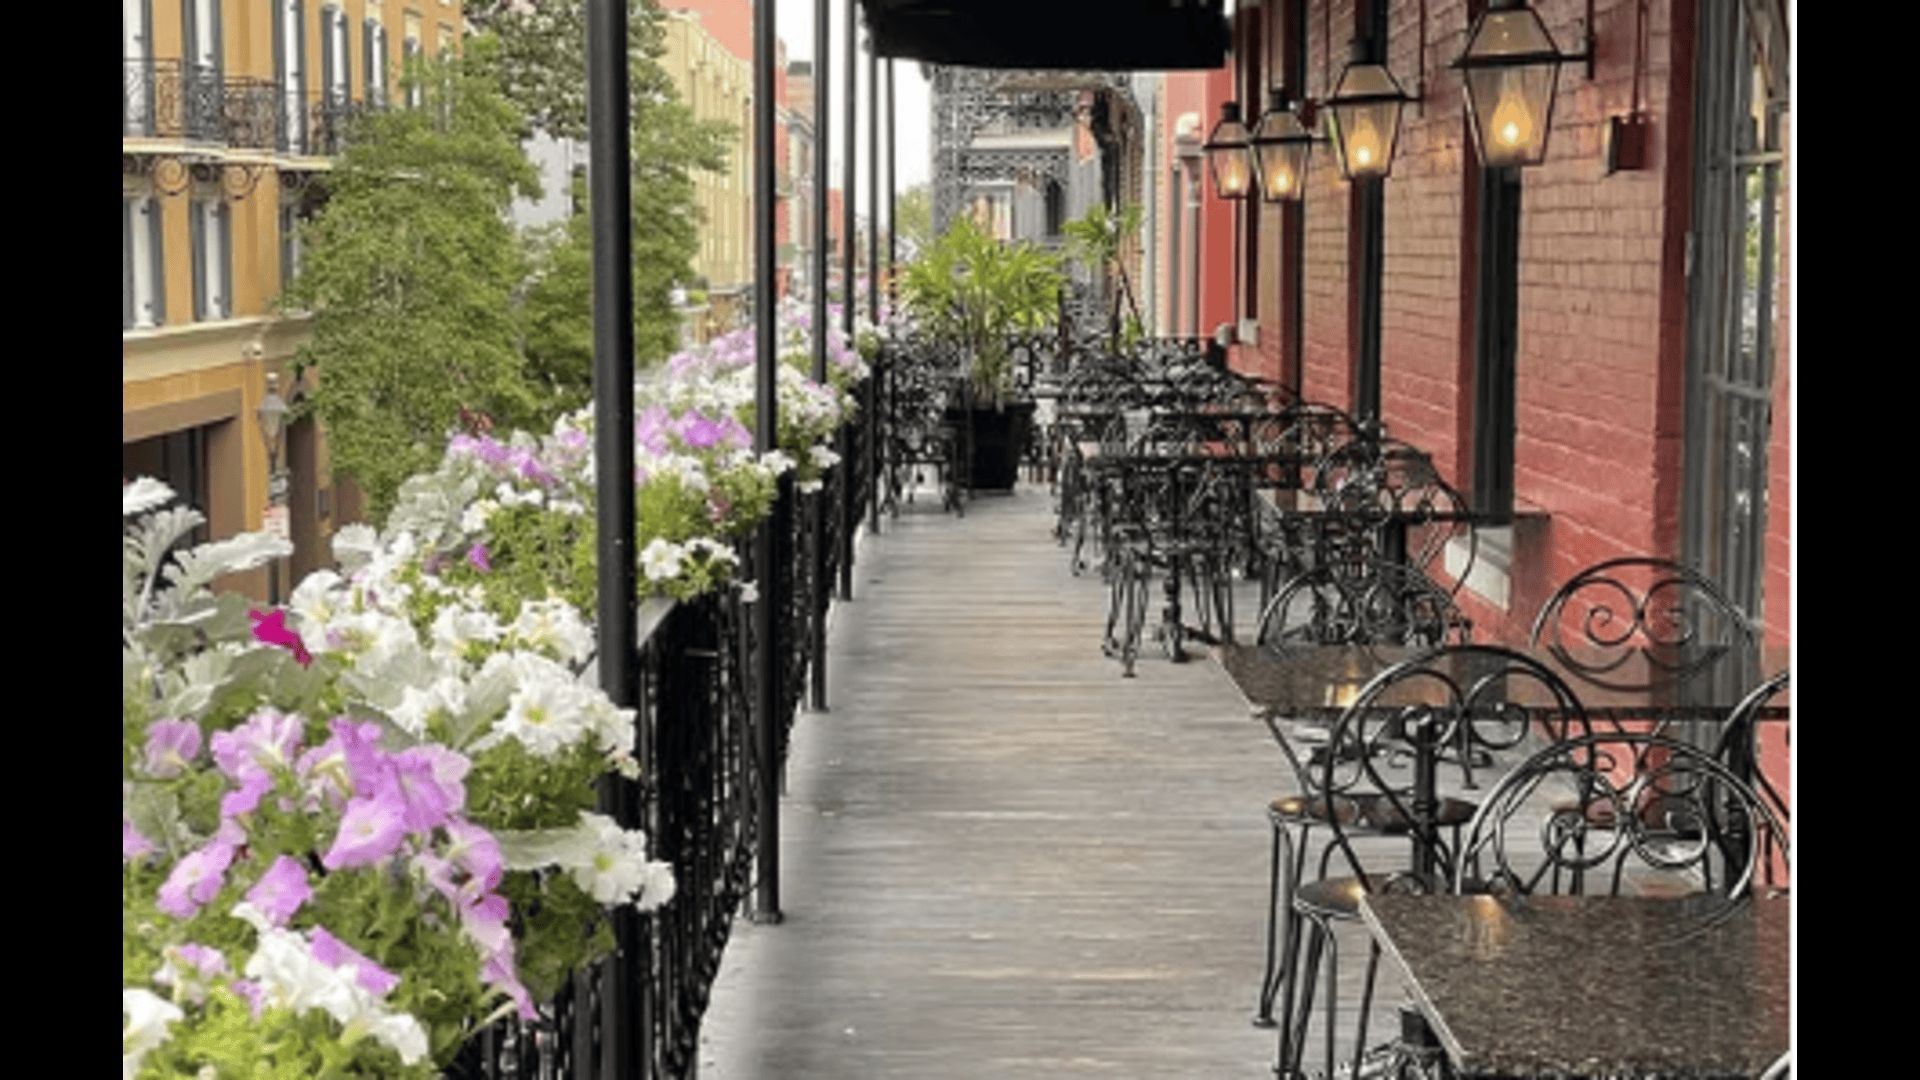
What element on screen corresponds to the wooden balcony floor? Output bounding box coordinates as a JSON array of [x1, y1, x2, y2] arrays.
[[699, 484, 1397, 1078]]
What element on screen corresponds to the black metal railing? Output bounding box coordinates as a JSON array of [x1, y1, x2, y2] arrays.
[[125, 57, 372, 157], [124, 58, 226, 142], [446, 361, 889, 1079]]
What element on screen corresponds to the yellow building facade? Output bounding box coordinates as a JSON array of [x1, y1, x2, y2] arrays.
[[660, 8, 753, 329], [122, 0, 461, 594]]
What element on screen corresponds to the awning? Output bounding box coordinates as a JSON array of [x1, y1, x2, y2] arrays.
[[859, 1, 1230, 70]]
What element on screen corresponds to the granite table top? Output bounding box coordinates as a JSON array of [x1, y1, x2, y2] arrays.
[[1359, 893, 1790, 1078]]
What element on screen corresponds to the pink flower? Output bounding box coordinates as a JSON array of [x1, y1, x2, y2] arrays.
[[467, 543, 492, 574], [156, 833, 241, 919], [124, 816, 156, 862], [220, 770, 274, 819], [248, 609, 313, 667], [244, 855, 313, 926], [320, 793, 408, 870], [211, 709, 304, 782], [143, 720, 202, 778]]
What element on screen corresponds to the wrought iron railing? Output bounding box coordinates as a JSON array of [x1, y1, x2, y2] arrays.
[[125, 57, 372, 158], [445, 365, 887, 1079], [124, 58, 226, 142]]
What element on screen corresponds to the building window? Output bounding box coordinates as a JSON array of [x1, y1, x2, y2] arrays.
[[279, 203, 303, 292], [364, 15, 388, 107], [404, 12, 424, 109], [1682, 0, 1788, 629], [190, 194, 232, 321], [124, 194, 166, 330], [182, 0, 223, 138], [275, 0, 308, 153], [1469, 165, 1520, 517], [320, 5, 350, 152], [123, 427, 210, 546], [1043, 180, 1065, 238], [438, 23, 454, 60], [124, 0, 153, 135]]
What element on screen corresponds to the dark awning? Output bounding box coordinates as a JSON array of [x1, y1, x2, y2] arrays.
[[860, 1, 1230, 70]]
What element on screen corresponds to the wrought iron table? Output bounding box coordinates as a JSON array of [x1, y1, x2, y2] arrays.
[[1358, 893, 1790, 1078]]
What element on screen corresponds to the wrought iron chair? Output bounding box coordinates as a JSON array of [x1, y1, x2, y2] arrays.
[[1251, 563, 1473, 1032], [1452, 729, 1789, 911], [1270, 645, 1588, 1079], [1712, 670, 1790, 893]]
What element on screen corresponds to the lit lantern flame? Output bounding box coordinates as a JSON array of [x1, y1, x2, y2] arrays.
[[1349, 121, 1380, 171], [1491, 88, 1533, 149], [1268, 169, 1293, 197]]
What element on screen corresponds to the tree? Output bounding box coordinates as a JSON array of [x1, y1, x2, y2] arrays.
[[894, 183, 932, 262], [285, 39, 542, 518], [476, 0, 728, 381]]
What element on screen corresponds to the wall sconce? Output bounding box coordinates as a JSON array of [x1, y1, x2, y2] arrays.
[[1251, 88, 1317, 204], [1325, 42, 1414, 181], [1453, 0, 1594, 169], [1203, 101, 1255, 200]]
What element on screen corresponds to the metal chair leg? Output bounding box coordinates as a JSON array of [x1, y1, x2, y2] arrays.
[[1278, 914, 1324, 1078], [1353, 941, 1382, 1078], [1255, 820, 1298, 1026]]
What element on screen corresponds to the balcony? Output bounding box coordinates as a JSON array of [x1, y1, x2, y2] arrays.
[[124, 58, 374, 160]]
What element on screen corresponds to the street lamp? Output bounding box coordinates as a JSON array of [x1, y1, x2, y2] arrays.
[[1454, 0, 1591, 169], [1324, 41, 1413, 181], [256, 371, 289, 603], [1203, 101, 1255, 200], [1250, 88, 1316, 204]]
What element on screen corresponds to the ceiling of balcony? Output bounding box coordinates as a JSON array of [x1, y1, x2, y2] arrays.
[[858, 1, 1230, 70]]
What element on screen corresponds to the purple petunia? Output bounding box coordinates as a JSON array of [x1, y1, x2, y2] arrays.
[[155, 832, 241, 919], [143, 720, 202, 778], [220, 770, 274, 820], [210, 709, 304, 782], [309, 927, 401, 997], [467, 542, 492, 574], [124, 816, 156, 862], [320, 792, 408, 871], [244, 855, 313, 926]]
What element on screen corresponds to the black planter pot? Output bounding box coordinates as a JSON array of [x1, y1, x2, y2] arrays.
[[944, 400, 1036, 491]]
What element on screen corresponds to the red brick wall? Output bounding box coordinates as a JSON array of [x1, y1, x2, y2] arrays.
[[1218, 0, 1799, 648]]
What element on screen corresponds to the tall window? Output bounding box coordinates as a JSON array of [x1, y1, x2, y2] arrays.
[[275, 0, 308, 153], [124, 0, 153, 135], [320, 5, 351, 152], [364, 14, 388, 107], [1683, 0, 1788, 629], [279, 202, 302, 292], [190, 194, 232, 321], [404, 12, 424, 108], [181, 0, 222, 138], [124, 193, 166, 330], [1043, 179, 1065, 238]]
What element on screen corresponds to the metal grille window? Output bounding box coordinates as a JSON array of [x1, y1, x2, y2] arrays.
[[124, 194, 166, 330], [1682, 0, 1788, 632], [190, 194, 232, 321]]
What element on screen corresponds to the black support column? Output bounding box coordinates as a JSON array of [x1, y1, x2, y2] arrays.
[[585, 0, 642, 1070], [866, 34, 881, 533], [809, 0, 831, 712], [751, 0, 786, 925], [1351, 3, 1388, 423], [839, 0, 858, 601]]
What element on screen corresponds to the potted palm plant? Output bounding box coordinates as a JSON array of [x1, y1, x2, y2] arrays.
[[900, 216, 1065, 489]]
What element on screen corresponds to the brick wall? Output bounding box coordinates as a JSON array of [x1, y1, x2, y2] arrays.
[[1220, 0, 1787, 648]]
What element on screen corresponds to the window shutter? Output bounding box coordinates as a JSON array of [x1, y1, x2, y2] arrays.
[[377, 27, 388, 106], [217, 200, 233, 317], [320, 8, 334, 109], [363, 19, 374, 103], [337, 9, 351, 112], [209, 0, 223, 86], [190, 199, 206, 320], [294, 0, 307, 149], [124, 200, 136, 330], [147, 196, 167, 325]]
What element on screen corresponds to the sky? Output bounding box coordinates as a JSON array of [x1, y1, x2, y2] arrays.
[[772, 0, 931, 218]]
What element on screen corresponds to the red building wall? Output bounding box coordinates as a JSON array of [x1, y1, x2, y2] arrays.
[[1221, 0, 1788, 652]]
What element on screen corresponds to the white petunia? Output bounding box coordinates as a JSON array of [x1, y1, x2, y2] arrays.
[[124, 988, 184, 1080], [460, 498, 501, 535], [799, 480, 824, 494], [639, 538, 686, 584], [487, 678, 591, 758], [388, 678, 468, 738], [511, 599, 595, 665], [569, 812, 657, 905], [738, 579, 760, 604], [432, 605, 504, 657], [810, 445, 842, 469]]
